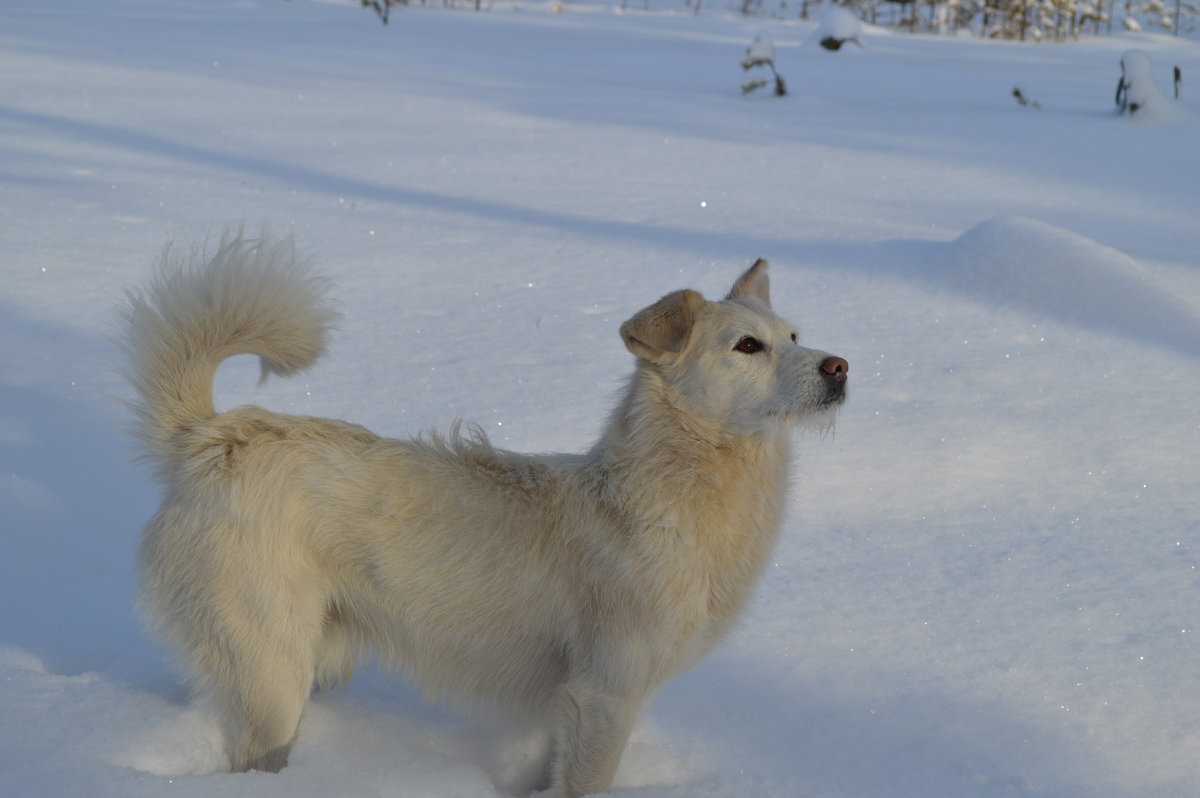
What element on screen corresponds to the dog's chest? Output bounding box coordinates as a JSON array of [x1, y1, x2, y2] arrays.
[[646, 493, 782, 655], [703, 515, 778, 621]]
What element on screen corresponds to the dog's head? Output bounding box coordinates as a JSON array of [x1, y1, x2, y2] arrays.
[[620, 259, 847, 437]]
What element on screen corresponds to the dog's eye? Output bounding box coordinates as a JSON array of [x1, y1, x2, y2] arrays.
[[734, 336, 764, 354]]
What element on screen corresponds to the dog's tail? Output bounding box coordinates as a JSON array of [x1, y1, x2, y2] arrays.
[[121, 231, 338, 469]]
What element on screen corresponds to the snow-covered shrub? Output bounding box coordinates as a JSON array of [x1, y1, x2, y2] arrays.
[[1114, 49, 1185, 121], [741, 34, 788, 96], [359, 0, 493, 22], [812, 5, 864, 49], [765, 0, 1196, 40], [1012, 85, 1041, 108], [1116, 49, 1160, 115]]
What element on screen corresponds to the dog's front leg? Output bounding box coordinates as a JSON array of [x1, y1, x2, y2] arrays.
[[550, 678, 644, 798]]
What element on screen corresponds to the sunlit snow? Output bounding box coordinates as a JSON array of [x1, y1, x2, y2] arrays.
[[1, 1, 1198, 797]]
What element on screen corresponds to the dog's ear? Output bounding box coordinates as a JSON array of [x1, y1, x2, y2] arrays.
[[620, 289, 705, 364], [727, 258, 770, 306]]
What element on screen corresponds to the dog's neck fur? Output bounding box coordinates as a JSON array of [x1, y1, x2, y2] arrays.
[[590, 363, 792, 626]]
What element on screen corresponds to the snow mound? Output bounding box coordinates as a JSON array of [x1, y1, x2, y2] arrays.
[[0, 645, 46, 674], [115, 707, 229, 777], [937, 216, 1200, 353]]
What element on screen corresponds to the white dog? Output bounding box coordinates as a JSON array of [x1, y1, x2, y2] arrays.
[[122, 234, 848, 796]]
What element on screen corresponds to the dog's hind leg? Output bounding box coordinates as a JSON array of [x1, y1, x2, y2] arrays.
[[218, 629, 317, 773], [228, 657, 311, 772], [197, 580, 330, 773]]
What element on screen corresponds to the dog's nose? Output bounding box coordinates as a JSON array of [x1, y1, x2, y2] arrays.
[[821, 356, 849, 383]]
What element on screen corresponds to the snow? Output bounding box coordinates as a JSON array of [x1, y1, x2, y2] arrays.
[[1, 0, 1198, 796]]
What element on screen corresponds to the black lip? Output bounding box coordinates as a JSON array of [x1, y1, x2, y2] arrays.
[[822, 385, 847, 407]]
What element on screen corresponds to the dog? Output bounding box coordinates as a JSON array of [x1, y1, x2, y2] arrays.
[[122, 233, 848, 796]]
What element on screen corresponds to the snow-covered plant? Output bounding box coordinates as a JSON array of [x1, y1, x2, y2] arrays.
[[1114, 49, 1184, 120], [360, 0, 495, 21], [741, 34, 788, 96], [785, 0, 1195, 40], [813, 5, 865, 48], [1125, 0, 1200, 30], [1012, 85, 1042, 108]]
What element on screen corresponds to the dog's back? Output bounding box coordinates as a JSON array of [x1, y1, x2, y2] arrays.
[[141, 400, 581, 716]]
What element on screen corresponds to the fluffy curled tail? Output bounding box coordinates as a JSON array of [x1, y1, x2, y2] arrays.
[[121, 232, 338, 470]]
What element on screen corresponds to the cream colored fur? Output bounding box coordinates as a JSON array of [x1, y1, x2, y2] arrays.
[[122, 234, 848, 796]]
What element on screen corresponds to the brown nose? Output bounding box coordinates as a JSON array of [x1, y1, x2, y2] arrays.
[[821, 356, 849, 382]]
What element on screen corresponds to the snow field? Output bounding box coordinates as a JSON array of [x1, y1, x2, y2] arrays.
[[1, 1, 1198, 796]]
